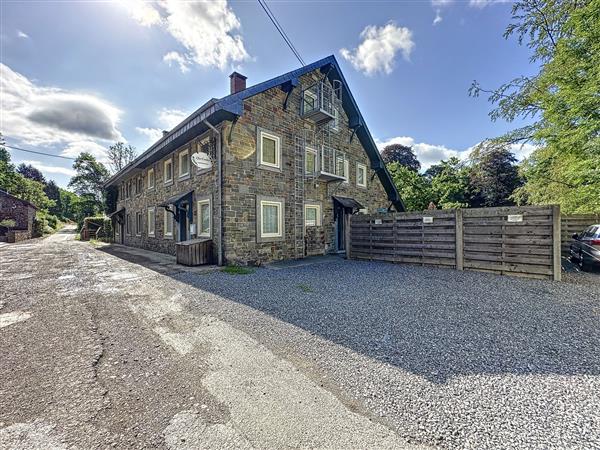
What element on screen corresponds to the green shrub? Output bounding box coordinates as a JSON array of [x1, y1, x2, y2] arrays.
[[32, 217, 47, 237], [45, 214, 59, 229], [82, 216, 112, 242]]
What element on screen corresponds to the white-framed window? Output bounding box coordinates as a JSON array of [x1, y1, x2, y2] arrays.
[[356, 163, 367, 188], [303, 90, 317, 114], [305, 147, 318, 174], [136, 212, 142, 236], [304, 203, 321, 227], [330, 107, 339, 131], [336, 155, 349, 182], [260, 200, 283, 238], [164, 208, 173, 238], [178, 149, 190, 178], [257, 129, 281, 169], [197, 198, 211, 238], [147, 168, 155, 190], [359, 208, 369, 215], [147, 207, 155, 237], [164, 159, 173, 184]]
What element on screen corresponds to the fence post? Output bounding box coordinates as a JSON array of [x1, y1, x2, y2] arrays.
[[552, 205, 561, 281], [455, 208, 464, 271], [345, 214, 352, 260]]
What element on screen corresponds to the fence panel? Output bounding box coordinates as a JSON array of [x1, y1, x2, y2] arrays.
[[349, 205, 561, 281], [561, 214, 600, 257]]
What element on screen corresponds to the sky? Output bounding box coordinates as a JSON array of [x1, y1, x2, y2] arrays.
[[0, 0, 537, 189]]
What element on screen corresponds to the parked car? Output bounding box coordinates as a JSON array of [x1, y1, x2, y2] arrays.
[[570, 225, 600, 271]]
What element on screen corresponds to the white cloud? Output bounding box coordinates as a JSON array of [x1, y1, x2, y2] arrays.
[[376, 137, 537, 170], [433, 10, 443, 25], [377, 136, 460, 170], [468, 0, 511, 7], [135, 108, 190, 145], [340, 22, 414, 76], [121, 0, 162, 26], [19, 160, 76, 177], [17, 30, 29, 39], [0, 64, 122, 146], [163, 51, 190, 73], [60, 140, 109, 164], [431, 0, 453, 6], [125, 0, 249, 71]]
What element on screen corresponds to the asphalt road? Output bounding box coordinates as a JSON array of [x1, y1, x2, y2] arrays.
[[0, 227, 419, 449]]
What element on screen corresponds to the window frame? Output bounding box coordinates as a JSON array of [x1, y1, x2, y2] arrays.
[[356, 163, 367, 188], [257, 128, 281, 170], [197, 197, 212, 238], [178, 149, 190, 179], [256, 195, 285, 242], [304, 203, 322, 227], [305, 146, 318, 174], [147, 207, 156, 237], [163, 208, 173, 239], [164, 158, 173, 184], [126, 214, 131, 235], [135, 212, 142, 236], [147, 168, 155, 190]]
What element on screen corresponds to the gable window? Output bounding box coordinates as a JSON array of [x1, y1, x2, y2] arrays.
[[256, 196, 284, 242], [305, 147, 317, 174], [147, 168, 155, 190], [197, 198, 211, 237], [257, 129, 281, 169], [303, 90, 317, 114], [136, 212, 142, 236], [164, 208, 173, 238], [304, 204, 321, 227], [179, 149, 190, 178], [356, 163, 367, 188], [164, 159, 173, 184], [147, 207, 155, 237], [330, 108, 339, 131]]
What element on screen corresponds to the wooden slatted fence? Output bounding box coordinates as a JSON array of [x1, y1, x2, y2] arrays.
[[349, 205, 561, 281], [560, 214, 600, 257]]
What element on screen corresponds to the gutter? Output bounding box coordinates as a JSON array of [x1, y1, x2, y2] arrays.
[[203, 120, 224, 266]]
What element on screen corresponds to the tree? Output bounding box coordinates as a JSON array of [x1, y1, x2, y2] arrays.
[[106, 142, 137, 174], [468, 143, 522, 207], [469, 0, 600, 212], [430, 157, 471, 209], [381, 144, 421, 172], [388, 163, 432, 211], [44, 180, 62, 217], [16, 163, 46, 184], [69, 152, 109, 204], [10, 176, 55, 210]]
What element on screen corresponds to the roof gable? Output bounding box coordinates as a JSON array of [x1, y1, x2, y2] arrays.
[[105, 56, 404, 211]]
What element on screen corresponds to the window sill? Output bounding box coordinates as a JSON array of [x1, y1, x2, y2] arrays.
[[257, 163, 282, 173], [164, 180, 174, 187], [178, 174, 191, 181]]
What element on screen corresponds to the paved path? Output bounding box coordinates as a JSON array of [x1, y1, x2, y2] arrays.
[[0, 228, 419, 449]]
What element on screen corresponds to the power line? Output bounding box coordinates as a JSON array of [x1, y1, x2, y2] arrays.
[[257, 0, 305, 66], [3, 144, 77, 161]]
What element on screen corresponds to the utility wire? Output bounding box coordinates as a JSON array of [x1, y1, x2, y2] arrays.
[[3, 144, 76, 161], [257, 0, 305, 66]]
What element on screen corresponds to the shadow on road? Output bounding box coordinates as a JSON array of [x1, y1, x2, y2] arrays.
[[98, 244, 600, 384]]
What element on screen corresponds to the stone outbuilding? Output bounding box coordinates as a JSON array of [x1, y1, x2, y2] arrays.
[[0, 189, 37, 242]]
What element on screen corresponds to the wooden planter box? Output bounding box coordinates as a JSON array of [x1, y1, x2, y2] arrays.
[[176, 239, 213, 266]]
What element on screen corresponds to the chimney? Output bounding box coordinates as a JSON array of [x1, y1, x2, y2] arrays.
[[229, 71, 247, 94]]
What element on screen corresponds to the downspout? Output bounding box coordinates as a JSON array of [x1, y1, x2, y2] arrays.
[[203, 120, 224, 266]]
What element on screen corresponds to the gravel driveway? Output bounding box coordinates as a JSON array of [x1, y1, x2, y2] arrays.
[[2, 229, 599, 449]]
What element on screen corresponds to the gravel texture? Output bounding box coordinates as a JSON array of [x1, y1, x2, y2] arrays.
[[174, 258, 600, 449]]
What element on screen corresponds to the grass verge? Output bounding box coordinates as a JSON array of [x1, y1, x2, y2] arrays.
[[221, 265, 255, 275]]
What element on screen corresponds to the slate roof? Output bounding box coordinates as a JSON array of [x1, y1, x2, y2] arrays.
[[105, 55, 404, 211]]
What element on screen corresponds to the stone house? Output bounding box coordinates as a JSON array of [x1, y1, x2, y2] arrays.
[[0, 189, 37, 242], [105, 55, 404, 265]]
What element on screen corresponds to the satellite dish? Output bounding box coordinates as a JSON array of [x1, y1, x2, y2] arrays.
[[191, 152, 213, 170]]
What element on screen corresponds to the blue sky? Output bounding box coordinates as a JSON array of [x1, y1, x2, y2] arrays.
[[1, 0, 536, 188]]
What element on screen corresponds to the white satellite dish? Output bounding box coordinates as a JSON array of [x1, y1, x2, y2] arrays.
[[191, 152, 213, 170]]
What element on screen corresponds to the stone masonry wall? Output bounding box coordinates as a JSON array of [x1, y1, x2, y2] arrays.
[[0, 192, 36, 235], [114, 131, 220, 257], [222, 69, 390, 265]]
